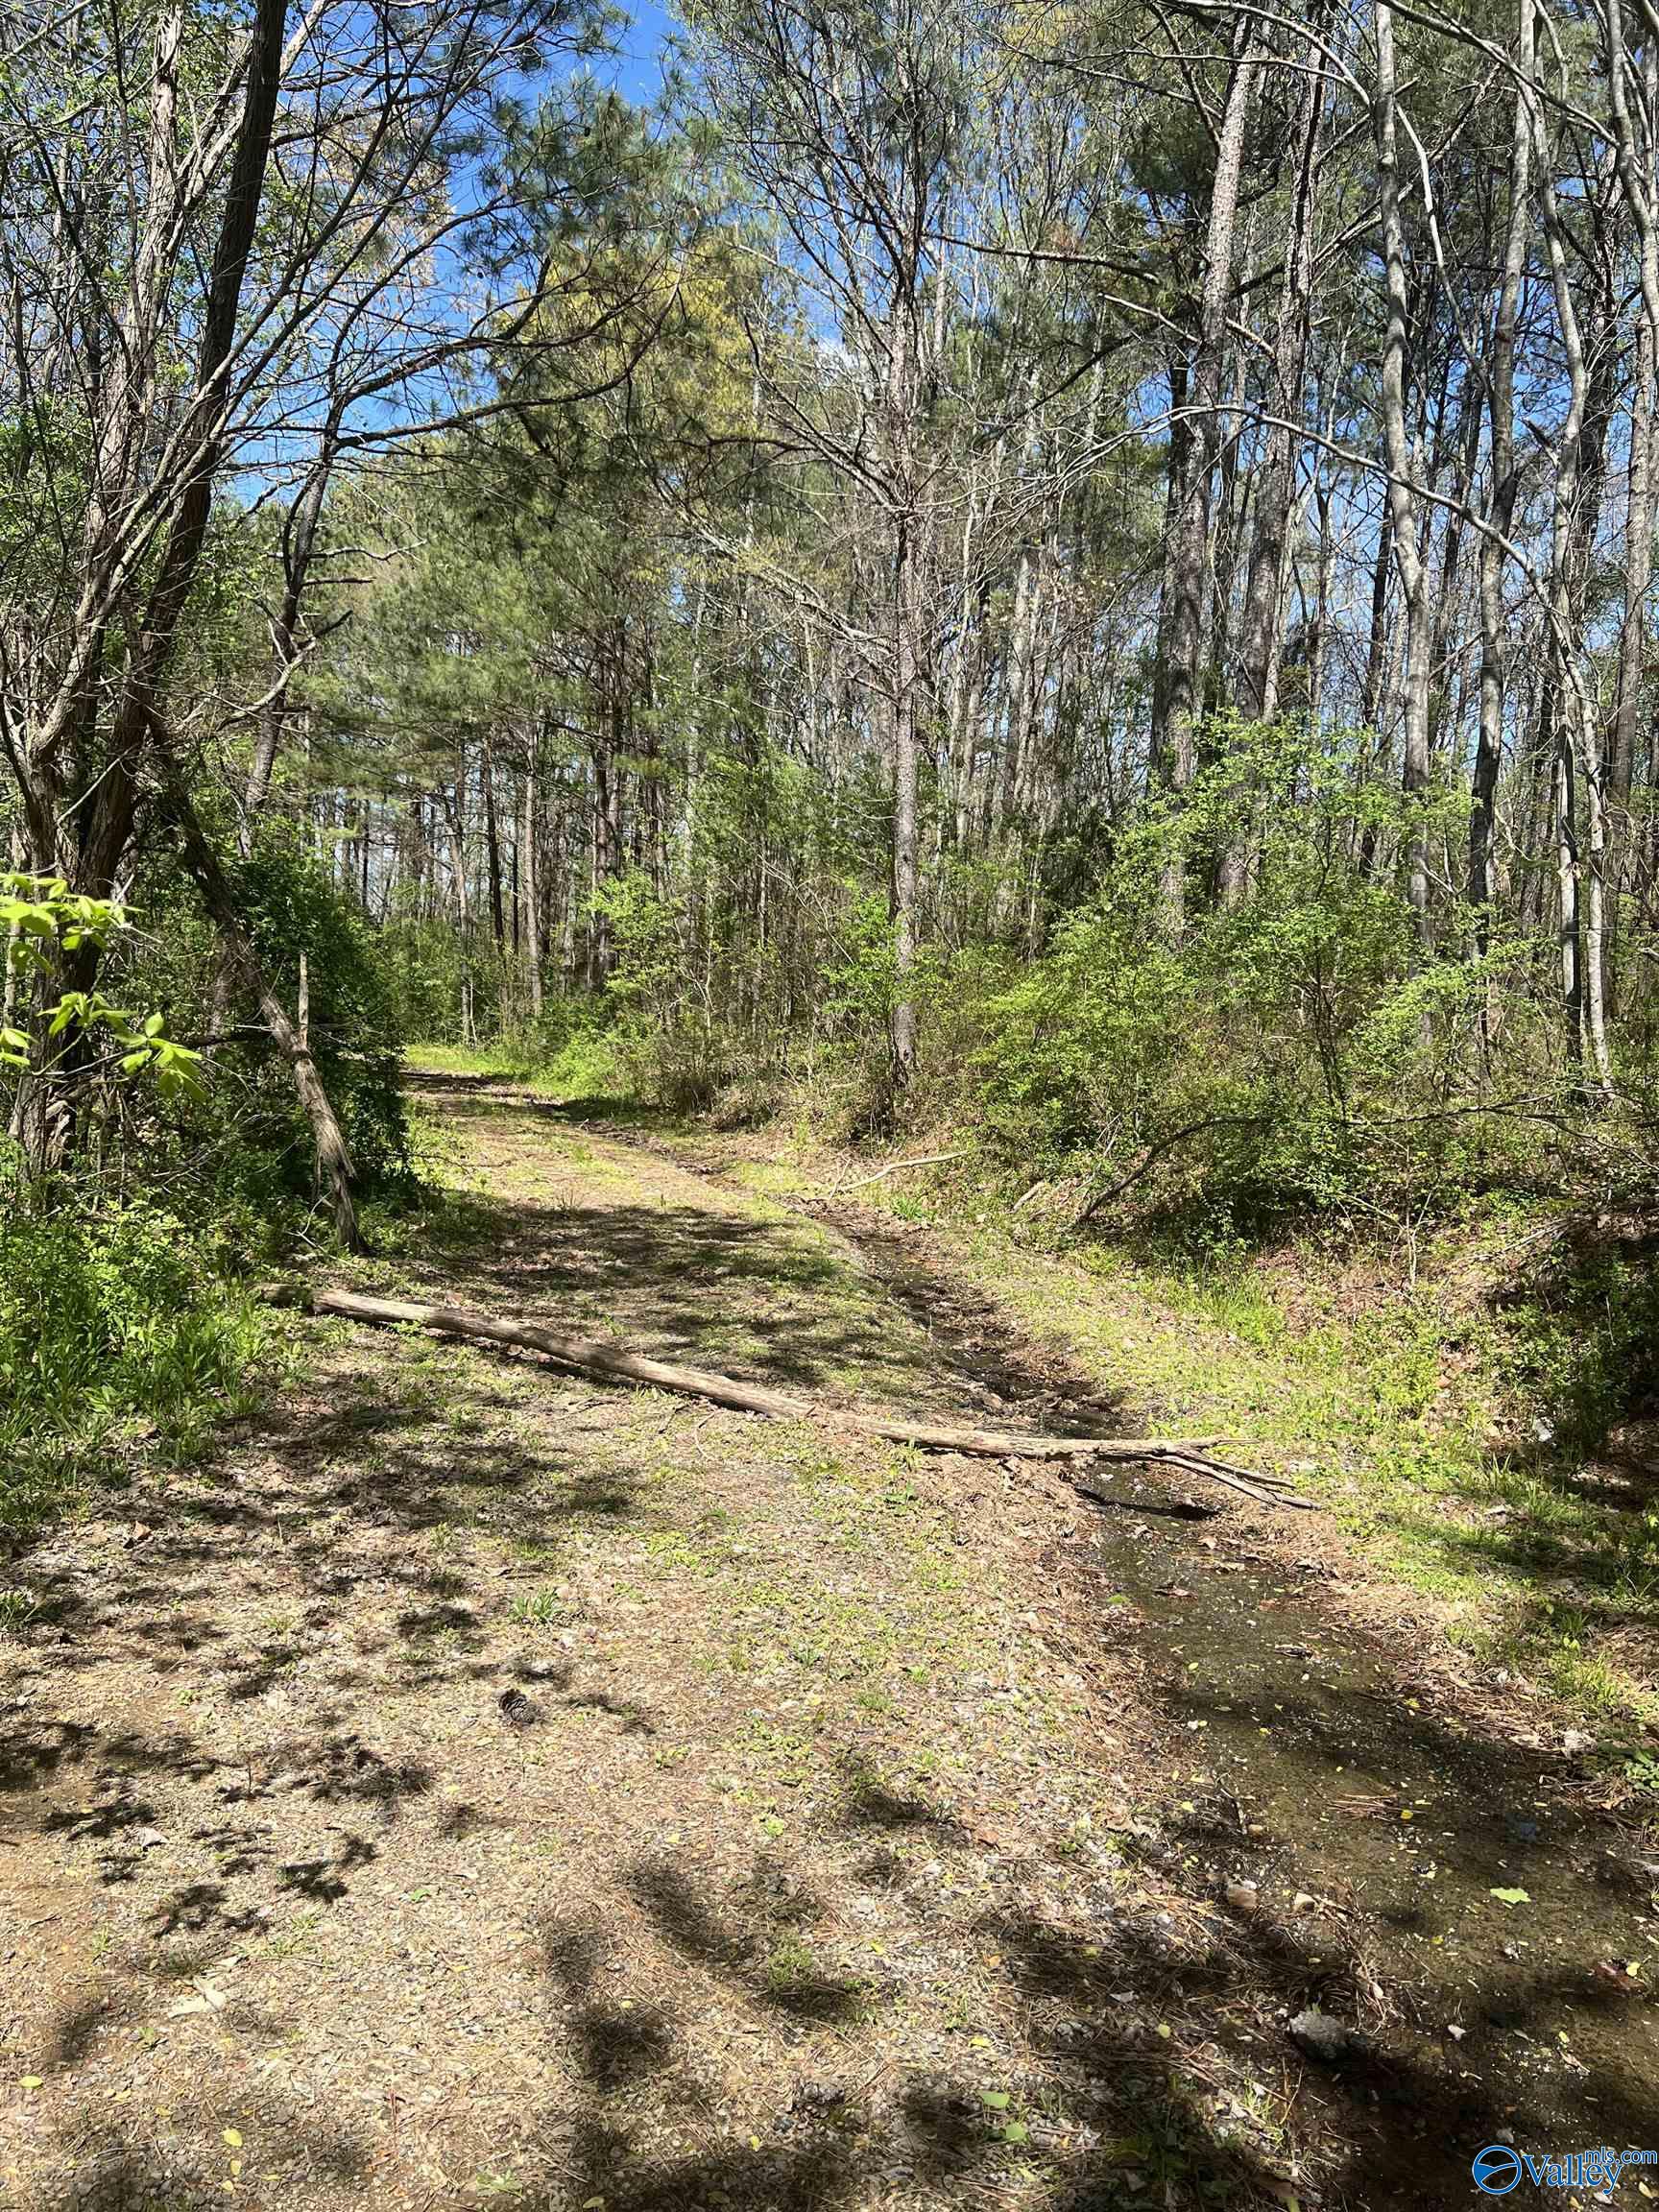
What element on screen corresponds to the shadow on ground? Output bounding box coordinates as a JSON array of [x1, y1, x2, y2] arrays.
[[6, 1090, 1657, 2212]]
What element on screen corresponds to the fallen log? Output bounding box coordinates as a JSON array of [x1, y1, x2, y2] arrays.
[[289, 1286, 1312, 1510]]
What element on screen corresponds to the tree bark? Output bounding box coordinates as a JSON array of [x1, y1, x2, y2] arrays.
[[1605, 11, 1659, 1012], [522, 727, 543, 1018], [1534, 118, 1613, 1084], [72, 0, 290, 906], [887, 287, 923, 1082], [1237, 41, 1322, 727], [1159, 19, 1257, 931], [1372, 0, 1432, 942], [1471, 0, 1533, 936], [482, 729, 506, 947]]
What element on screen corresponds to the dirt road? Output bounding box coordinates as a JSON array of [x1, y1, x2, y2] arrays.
[[3, 1086, 1655, 2210]]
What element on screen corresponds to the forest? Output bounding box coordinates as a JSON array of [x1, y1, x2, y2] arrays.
[[4, 0, 1659, 2206]]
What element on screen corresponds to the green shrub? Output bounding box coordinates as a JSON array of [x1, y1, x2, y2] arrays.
[[0, 1199, 265, 1535], [1498, 1238, 1659, 1455], [543, 1012, 634, 1102], [968, 726, 1571, 1240], [129, 829, 410, 1217], [229, 835, 410, 1187]]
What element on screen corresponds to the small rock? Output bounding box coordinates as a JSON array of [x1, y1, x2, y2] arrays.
[[1223, 1882, 1261, 1913], [1288, 2008, 1354, 2064]]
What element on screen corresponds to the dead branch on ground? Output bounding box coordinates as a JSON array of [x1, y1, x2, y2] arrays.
[[277, 1286, 1313, 1510]]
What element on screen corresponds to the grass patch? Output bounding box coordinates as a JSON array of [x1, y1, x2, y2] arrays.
[[507, 1584, 577, 1626], [992, 1224, 1659, 1726], [405, 1040, 541, 1082], [0, 1587, 37, 1635]]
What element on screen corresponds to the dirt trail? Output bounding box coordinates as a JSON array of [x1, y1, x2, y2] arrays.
[[2, 1087, 1656, 2212]]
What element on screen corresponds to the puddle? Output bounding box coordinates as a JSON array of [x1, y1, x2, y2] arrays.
[[1114, 1513, 1659, 2142]]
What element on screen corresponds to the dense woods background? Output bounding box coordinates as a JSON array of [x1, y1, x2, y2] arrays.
[[8, 0, 1659, 1514]]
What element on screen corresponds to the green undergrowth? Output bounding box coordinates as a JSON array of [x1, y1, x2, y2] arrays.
[[405, 1039, 546, 1082], [0, 1195, 276, 1548], [405, 1024, 629, 1102]]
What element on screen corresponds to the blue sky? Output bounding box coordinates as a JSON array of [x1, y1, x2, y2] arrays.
[[609, 1, 680, 102]]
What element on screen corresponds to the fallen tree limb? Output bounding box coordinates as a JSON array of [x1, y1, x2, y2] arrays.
[[830, 1147, 974, 1198], [288, 1286, 1312, 1510]]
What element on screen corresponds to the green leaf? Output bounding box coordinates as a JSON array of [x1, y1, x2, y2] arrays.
[[1489, 1887, 1530, 1907]]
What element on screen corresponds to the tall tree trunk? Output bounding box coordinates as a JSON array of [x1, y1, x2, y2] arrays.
[[1150, 349, 1192, 772], [1237, 41, 1322, 726], [1605, 12, 1659, 1013], [1222, 30, 1324, 903], [1159, 20, 1257, 929], [1373, 0, 1433, 941], [15, 0, 290, 1171], [70, 0, 290, 907], [1471, 0, 1533, 936], [1552, 696, 1584, 1068], [885, 280, 924, 1084], [482, 731, 506, 946], [1534, 119, 1618, 1086], [1534, 125, 1596, 1075], [891, 497, 921, 1080], [522, 727, 543, 1019]]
